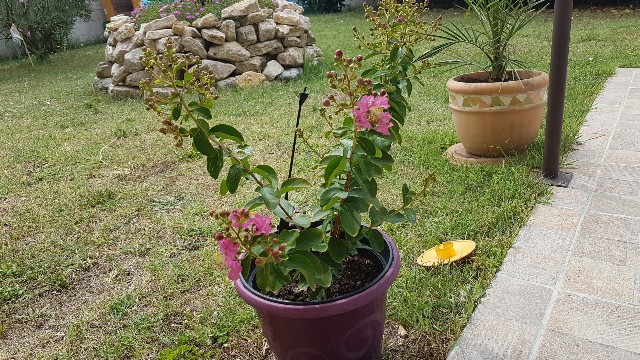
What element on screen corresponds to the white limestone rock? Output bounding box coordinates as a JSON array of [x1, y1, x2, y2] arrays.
[[145, 15, 177, 32], [123, 47, 145, 72], [262, 60, 284, 80], [234, 56, 267, 74], [221, 0, 259, 19], [219, 20, 237, 41], [199, 59, 237, 81], [208, 41, 250, 62], [182, 37, 208, 59], [192, 13, 218, 29], [276, 47, 304, 68], [202, 28, 226, 45], [257, 19, 276, 42], [246, 40, 283, 56], [236, 25, 257, 46]]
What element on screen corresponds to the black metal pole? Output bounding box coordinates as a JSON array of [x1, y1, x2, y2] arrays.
[[278, 87, 309, 231], [542, 0, 573, 187]]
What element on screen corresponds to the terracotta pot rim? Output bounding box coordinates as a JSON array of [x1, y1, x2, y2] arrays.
[[446, 70, 549, 95], [450, 100, 547, 113]]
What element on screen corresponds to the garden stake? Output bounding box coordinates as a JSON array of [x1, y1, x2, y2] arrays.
[[278, 87, 309, 232]]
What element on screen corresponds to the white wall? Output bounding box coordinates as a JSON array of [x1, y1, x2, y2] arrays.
[[0, 0, 108, 59]]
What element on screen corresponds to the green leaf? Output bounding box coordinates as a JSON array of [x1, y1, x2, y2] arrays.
[[287, 253, 317, 289], [369, 205, 387, 225], [273, 198, 294, 221], [291, 214, 311, 228], [210, 124, 244, 143], [367, 229, 386, 252], [387, 211, 406, 223], [184, 71, 194, 83], [245, 196, 264, 210], [404, 208, 417, 224], [402, 184, 417, 206], [256, 263, 289, 294], [280, 178, 312, 195], [241, 255, 252, 279], [206, 148, 224, 179], [194, 106, 212, 120], [171, 103, 182, 121], [226, 164, 243, 193], [258, 187, 280, 210], [192, 129, 217, 157], [311, 206, 332, 222], [319, 187, 348, 208], [352, 168, 379, 204], [252, 165, 278, 185], [356, 136, 376, 155], [320, 189, 348, 211], [327, 237, 347, 263], [339, 204, 361, 237], [324, 155, 346, 184], [219, 179, 228, 195], [295, 228, 324, 251]]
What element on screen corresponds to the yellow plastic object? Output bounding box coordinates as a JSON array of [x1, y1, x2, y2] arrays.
[[417, 240, 476, 267]]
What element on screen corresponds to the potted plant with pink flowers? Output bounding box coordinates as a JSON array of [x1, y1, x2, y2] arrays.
[[139, 34, 432, 358]]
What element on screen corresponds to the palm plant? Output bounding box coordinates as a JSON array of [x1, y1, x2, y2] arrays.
[[420, 0, 546, 82]]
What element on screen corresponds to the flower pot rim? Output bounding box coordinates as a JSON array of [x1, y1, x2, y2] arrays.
[[233, 229, 401, 318], [446, 70, 549, 95]]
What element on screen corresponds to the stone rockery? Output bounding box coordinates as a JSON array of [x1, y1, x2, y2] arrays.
[[94, 0, 323, 99]]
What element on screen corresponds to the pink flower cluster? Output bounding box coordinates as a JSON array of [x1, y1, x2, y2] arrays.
[[158, 0, 205, 21], [352, 95, 394, 136], [214, 209, 274, 281], [218, 239, 242, 280]]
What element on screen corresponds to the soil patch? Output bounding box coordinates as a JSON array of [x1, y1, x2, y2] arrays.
[[269, 254, 379, 302]]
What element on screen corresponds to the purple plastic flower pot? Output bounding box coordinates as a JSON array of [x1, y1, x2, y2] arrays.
[[233, 230, 400, 360]]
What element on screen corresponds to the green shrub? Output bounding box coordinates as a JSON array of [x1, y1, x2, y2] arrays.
[[0, 0, 92, 60]]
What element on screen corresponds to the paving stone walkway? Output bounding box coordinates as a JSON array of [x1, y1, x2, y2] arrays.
[[448, 68, 640, 360]]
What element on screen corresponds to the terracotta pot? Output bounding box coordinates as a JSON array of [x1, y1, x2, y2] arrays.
[[234, 231, 400, 360], [446, 70, 549, 157]]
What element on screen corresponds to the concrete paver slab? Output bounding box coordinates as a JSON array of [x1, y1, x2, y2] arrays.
[[537, 330, 640, 360], [562, 257, 637, 304], [547, 292, 640, 354]]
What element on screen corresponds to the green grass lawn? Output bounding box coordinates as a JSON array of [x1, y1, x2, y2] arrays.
[[1, 9, 639, 360]]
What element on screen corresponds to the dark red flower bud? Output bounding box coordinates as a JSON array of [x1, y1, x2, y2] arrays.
[[322, 99, 331, 107], [271, 249, 280, 257], [356, 55, 364, 62], [279, 243, 286, 251], [380, 89, 387, 96], [159, 128, 167, 134], [327, 94, 335, 100], [162, 119, 171, 126], [335, 49, 343, 58], [255, 258, 264, 266]]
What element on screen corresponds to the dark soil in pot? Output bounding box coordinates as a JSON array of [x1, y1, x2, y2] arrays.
[[269, 254, 379, 302]]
